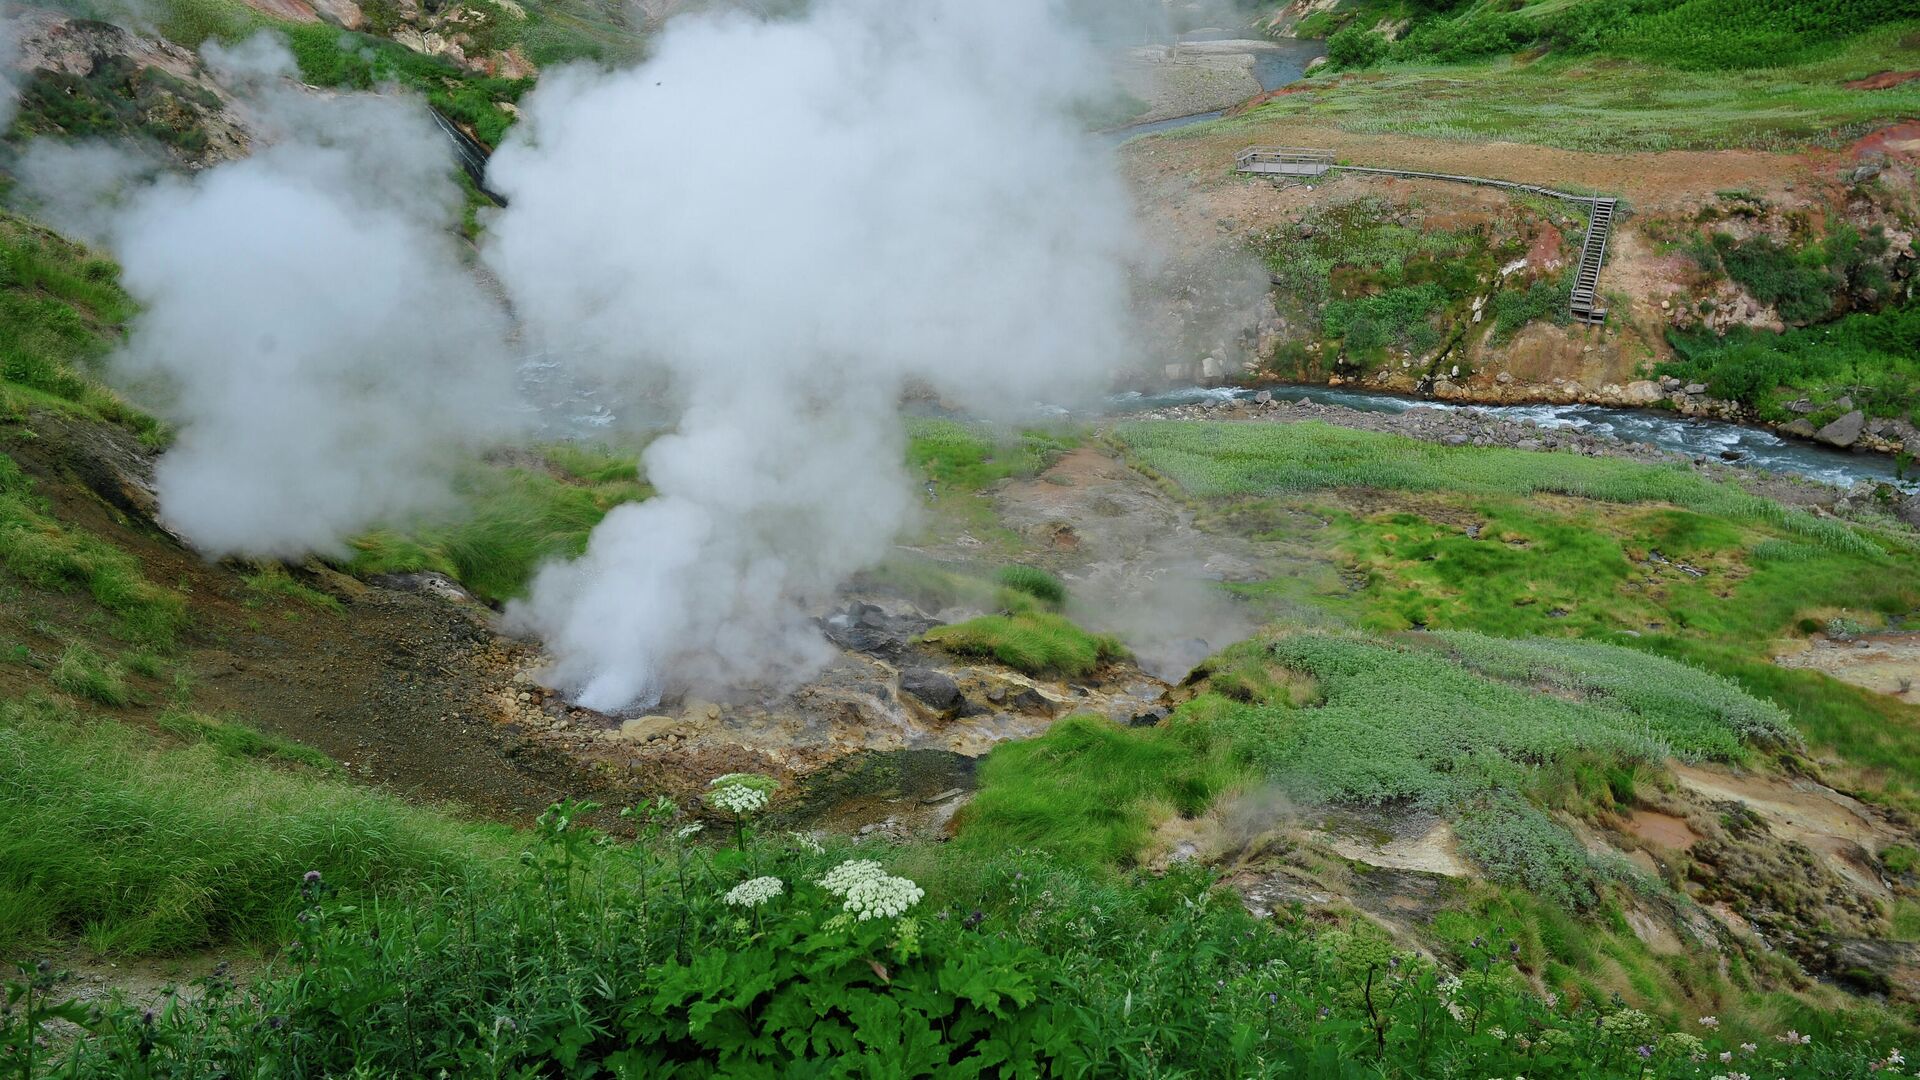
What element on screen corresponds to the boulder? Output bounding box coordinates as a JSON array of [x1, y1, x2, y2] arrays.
[[1620, 380, 1662, 405], [1200, 356, 1225, 380], [1814, 410, 1866, 448], [900, 668, 964, 714], [1253, 389, 1272, 404], [1683, 383, 1708, 396], [1781, 419, 1818, 439], [618, 715, 680, 742]]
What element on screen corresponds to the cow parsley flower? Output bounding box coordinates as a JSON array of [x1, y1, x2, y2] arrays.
[[818, 859, 889, 896], [723, 876, 784, 908], [817, 859, 922, 920], [1700, 1016, 1720, 1029], [706, 774, 774, 816], [675, 823, 705, 840]]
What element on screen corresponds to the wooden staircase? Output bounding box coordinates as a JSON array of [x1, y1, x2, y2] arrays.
[[1569, 198, 1616, 325]]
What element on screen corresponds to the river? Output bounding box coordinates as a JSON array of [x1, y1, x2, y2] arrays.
[[1110, 384, 1916, 493], [1106, 35, 1326, 141]]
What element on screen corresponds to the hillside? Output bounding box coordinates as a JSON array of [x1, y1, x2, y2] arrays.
[[4, 0, 1920, 1075]]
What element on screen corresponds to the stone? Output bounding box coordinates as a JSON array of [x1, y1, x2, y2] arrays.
[[1683, 383, 1708, 396], [1620, 380, 1662, 405], [1781, 418, 1818, 439], [1127, 706, 1169, 728], [1814, 410, 1866, 448], [1200, 356, 1225, 380], [618, 715, 678, 742], [1253, 389, 1272, 404], [1515, 439, 1543, 452], [1163, 363, 1188, 381], [900, 668, 964, 714], [1786, 399, 1817, 414], [1834, 395, 1854, 411], [1495, 371, 1513, 385]]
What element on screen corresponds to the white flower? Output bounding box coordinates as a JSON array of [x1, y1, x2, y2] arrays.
[[706, 783, 770, 816], [789, 831, 825, 855], [843, 874, 925, 920], [818, 859, 890, 896], [1721, 1052, 1734, 1063], [1889, 1049, 1905, 1065], [816, 859, 923, 920], [1700, 1016, 1720, 1029], [675, 823, 704, 839], [1778, 1030, 1811, 1046], [723, 876, 784, 908], [1740, 1042, 1757, 1054]]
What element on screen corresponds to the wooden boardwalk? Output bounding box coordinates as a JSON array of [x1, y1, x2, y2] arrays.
[[1235, 149, 1619, 324]]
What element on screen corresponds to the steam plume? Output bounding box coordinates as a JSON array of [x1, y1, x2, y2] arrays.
[[105, 36, 518, 556], [488, 0, 1140, 710]]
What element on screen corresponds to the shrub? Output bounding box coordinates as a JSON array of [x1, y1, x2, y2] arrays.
[[1327, 24, 1385, 68], [1455, 796, 1602, 910]]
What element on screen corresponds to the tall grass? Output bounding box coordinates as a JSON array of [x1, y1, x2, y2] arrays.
[[0, 697, 504, 954], [347, 445, 650, 602], [0, 212, 153, 434], [0, 454, 186, 648], [923, 610, 1126, 677]]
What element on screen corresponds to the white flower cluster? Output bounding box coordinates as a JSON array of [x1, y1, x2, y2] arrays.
[[706, 779, 770, 816], [816, 859, 924, 921], [723, 876, 784, 908]]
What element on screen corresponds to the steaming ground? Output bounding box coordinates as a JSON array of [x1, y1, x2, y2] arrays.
[[484, 0, 1145, 710]]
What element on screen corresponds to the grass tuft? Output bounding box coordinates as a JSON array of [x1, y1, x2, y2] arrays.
[[923, 610, 1126, 678]]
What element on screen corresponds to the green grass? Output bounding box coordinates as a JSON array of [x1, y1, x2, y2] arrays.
[[241, 566, 344, 614], [956, 712, 1242, 868], [1113, 420, 1880, 555], [49, 644, 130, 706], [1203, 25, 1920, 152], [0, 453, 187, 648], [905, 418, 1078, 493], [0, 696, 503, 954], [347, 444, 651, 602], [0, 212, 154, 434], [995, 565, 1065, 606], [154, 707, 339, 772], [923, 610, 1126, 677]]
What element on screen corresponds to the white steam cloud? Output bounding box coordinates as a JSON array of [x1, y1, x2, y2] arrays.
[[487, 0, 1140, 710], [105, 36, 518, 556]]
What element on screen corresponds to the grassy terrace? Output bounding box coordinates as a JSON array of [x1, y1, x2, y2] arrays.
[[1201, 25, 1920, 152]]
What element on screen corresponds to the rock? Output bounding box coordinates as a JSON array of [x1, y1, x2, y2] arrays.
[[1515, 439, 1543, 452], [1781, 419, 1818, 439], [1830, 938, 1920, 1003], [1163, 363, 1188, 381], [1683, 383, 1708, 396], [1128, 706, 1169, 728], [1253, 389, 1272, 404], [1442, 434, 1470, 446], [1814, 410, 1866, 448], [1200, 356, 1225, 380], [900, 668, 964, 714], [1495, 371, 1513, 385], [618, 715, 678, 742], [1620, 380, 1662, 406], [1834, 395, 1855, 411], [309, 0, 366, 28], [1786, 399, 1817, 414]]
